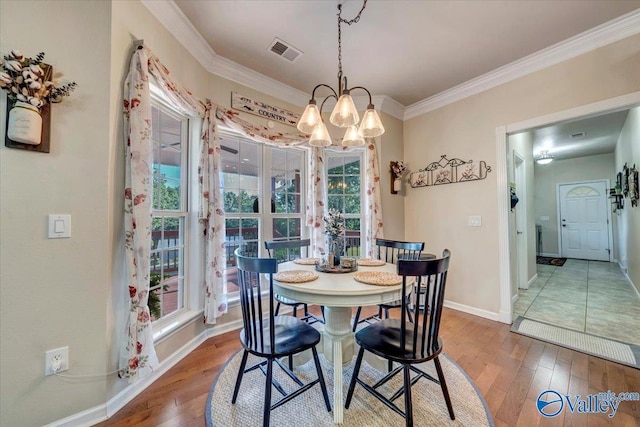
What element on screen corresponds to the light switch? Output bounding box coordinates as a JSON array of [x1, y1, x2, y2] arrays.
[[468, 216, 482, 227], [48, 214, 71, 238]]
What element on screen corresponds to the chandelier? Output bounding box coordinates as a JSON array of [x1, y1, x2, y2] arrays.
[[536, 150, 554, 165], [297, 0, 384, 147]]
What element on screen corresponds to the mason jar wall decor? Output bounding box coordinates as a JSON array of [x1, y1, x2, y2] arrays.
[[1, 49, 77, 153]]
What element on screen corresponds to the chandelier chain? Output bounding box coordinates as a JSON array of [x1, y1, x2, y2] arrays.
[[337, 0, 368, 80]]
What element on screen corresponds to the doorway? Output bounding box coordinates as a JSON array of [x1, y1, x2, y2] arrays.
[[496, 91, 640, 323], [557, 180, 612, 261]]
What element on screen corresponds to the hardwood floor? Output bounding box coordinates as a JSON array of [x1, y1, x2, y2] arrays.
[[96, 307, 640, 426]]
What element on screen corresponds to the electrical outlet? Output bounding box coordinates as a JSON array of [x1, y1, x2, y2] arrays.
[[45, 347, 69, 376]]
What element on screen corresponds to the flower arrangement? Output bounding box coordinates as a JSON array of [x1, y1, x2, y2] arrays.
[[0, 50, 76, 108], [323, 208, 345, 239], [390, 160, 408, 179]]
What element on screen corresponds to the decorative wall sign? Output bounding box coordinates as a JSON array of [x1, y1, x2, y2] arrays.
[[409, 155, 492, 188], [231, 92, 300, 127]]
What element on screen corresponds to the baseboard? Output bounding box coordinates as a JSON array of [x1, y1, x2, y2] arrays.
[[539, 252, 560, 258], [512, 293, 519, 304], [527, 273, 538, 288], [45, 320, 243, 427], [443, 299, 501, 322]]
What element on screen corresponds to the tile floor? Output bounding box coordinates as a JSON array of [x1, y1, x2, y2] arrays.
[[513, 259, 640, 346]]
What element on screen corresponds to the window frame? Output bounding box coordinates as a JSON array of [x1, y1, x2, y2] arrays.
[[149, 96, 195, 338], [219, 128, 308, 299]]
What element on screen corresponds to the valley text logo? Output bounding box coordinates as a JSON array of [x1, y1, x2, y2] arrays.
[[537, 390, 640, 418]]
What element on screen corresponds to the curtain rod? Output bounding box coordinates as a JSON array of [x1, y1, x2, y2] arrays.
[[134, 39, 144, 50]]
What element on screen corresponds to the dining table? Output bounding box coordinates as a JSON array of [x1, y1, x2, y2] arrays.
[[273, 260, 412, 424]]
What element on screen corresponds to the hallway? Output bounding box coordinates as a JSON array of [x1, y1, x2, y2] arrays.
[[513, 259, 640, 346]]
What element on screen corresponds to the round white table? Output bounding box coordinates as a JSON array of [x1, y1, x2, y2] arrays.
[[273, 261, 408, 424]]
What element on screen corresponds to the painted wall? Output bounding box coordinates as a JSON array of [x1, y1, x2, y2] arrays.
[[404, 33, 640, 316], [378, 112, 405, 240], [615, 106, 640, 293], [534, 153, 616, 257], [1, 1, 400, 425], [0, 2, 112, 426]]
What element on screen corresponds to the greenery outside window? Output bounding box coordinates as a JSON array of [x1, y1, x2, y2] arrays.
[[220, 130, 306, 293], [150, 102, 188, 321]]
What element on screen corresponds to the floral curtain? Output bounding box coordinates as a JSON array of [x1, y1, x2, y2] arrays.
[[121, 47, 159, 381], [306, 147, 327, 256], [198, 104, 227, 322]]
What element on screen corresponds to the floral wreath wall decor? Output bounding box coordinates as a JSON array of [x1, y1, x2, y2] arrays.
[[1, 49, 77, 153], [409, 155, 492, 188]]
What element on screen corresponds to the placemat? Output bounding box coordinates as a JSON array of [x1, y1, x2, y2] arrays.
[[274, 270, 319, 283], [293, 258, 320, 265], [353, 271, 403, 286], [357, 258, 385, 267]]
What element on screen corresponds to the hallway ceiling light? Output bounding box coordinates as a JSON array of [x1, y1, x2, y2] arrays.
[[536, 150, 554, 165], [297, 0, 384, 147]]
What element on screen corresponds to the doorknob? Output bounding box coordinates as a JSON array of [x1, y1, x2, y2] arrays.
[[562, 219, 566, 222], [562, 224, 567, 227]]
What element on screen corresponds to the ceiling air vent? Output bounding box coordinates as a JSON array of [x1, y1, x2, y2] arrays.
[[268, 38, 302, 63], [570, 132, 585, 138]]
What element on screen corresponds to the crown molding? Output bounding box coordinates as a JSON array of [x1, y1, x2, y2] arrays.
[[141, 0, 310, 108], [141, 0, 406, 118], [143, 1, 639, 123], [404, 9, 640, 121], [140, 0, 217, 65]]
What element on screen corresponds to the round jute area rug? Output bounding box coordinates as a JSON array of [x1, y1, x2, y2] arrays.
[[206, 350, 494, 426]]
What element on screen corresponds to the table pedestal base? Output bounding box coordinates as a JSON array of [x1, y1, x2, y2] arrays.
[[323, 306, 354, 424]]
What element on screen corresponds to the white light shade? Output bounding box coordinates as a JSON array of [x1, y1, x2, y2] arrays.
[[357, 108, 385, 137], [309, 122, 332, 147], [297, 103, 322, 133], [330, 94, 359, 128], [536, 157, 553, 165], [342, 125, 365, 147], [536, 150, 553, 164]]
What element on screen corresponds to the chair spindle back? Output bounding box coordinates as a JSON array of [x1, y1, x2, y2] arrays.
[[375, 238, 424, 263], [397, 249, 451, 358], [235, 248, 278, 353]]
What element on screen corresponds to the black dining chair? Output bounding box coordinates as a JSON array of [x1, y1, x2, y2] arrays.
[[352, 238, 424, 332], [232, 248, 331, 427], [345, 250, 454, 427], [264, 239, 324, 324]]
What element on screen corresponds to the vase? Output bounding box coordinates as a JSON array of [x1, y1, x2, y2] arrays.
[[329, 237, 344, 266], [393, 178, 402, 192], [7, 101, 42, 145]]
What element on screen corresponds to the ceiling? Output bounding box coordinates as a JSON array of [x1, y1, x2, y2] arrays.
[[167, 1, 639, 162], [530, 110, 629, 162], [174, 0, 640, 107]]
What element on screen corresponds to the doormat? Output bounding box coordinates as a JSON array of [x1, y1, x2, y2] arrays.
[[511, 317, 640, 369], [536, 256, 567, 266]]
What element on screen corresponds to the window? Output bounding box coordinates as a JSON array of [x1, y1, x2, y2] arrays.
[[327, 153, 363, 256], [220, 130, 306, 292], [149, 103, 188, 322]]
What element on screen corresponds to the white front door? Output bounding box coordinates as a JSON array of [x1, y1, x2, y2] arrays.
[[559, 181, 610, 261]]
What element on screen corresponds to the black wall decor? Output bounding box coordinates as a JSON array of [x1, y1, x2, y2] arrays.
[[409, 155, 492, 188]]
